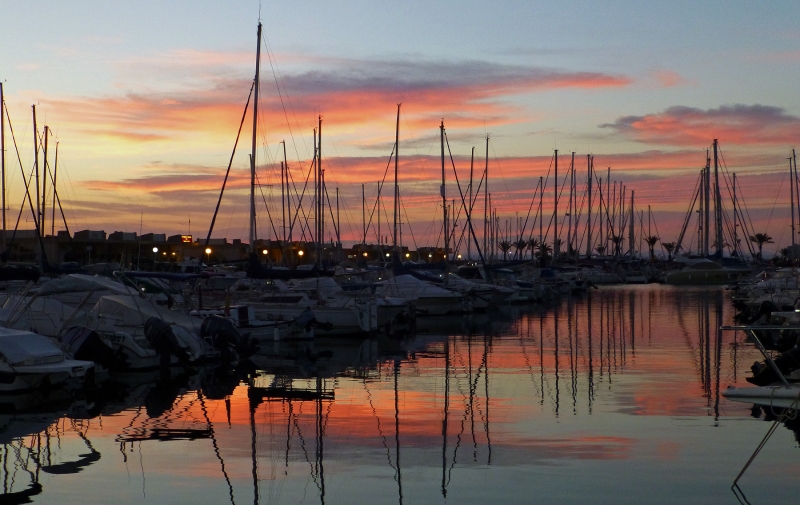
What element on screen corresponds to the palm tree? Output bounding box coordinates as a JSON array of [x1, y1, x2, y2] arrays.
[[553, 238, 564, 261], [595, 244, 606, 256], [749, 233, 773, 261], [537, 242, 552, 265], [611, 235, 624, 258], [662, 242, 676, 261], [513, 238, 528, 260], [644, 235, 659, 262], [498, 240, 512, 261], [528, 238, 540, 261]]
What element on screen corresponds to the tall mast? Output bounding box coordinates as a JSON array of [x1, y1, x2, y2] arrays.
[[280, 145, 286, 244], [539, 176, 543, 266], [313, 129, 317, 247], [468, 147, 474, 261], [553, 149, 558, 262], [605, 167, 610, 251], [586, 155, 592, 258], [598, 177, 603, 255], [440, 121, 448, 271], [249, 22, 262, 253], [794, 149, 799, 251], [318, 116, 323, 263], [483, 135, 489, 262], [336, 186, 340, 249], [733, 173, 737, 258], [791, 157, 796, 250], [362, 184, 366, 245], [52, 142, 58, 237], [393, 104, 400, 250], [568, 152, 574, 255], [283, 141, 292, 247], [42, 126, 48, 237], [703, 149, 710, 256], [32, 105, 40, 237], [628, 190, 635, 257], [0, 82, 5, 247], [377, 180, 381, 249], [714, 139, 723, 255]]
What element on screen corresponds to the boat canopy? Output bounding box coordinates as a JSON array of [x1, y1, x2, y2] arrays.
[[0, 329, 64, 366]]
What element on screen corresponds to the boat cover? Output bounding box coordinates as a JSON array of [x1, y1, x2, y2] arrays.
[[37, 274, 134, 296], [0, 328, 64, 365]]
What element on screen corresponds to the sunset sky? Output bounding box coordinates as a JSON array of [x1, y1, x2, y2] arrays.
[[2, 1, 799, 256]]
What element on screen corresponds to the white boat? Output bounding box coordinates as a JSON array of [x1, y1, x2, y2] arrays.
[[722, 385, 800, 409], [375, 274, 467, 315], [0, 328, 93, 392], [250, 279, 377, 335]]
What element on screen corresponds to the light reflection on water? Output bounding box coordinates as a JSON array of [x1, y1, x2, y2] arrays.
[[2, 285, 799, 505]]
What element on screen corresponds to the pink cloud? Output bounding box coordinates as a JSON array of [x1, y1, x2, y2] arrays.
[[602, 104, 800, 147]]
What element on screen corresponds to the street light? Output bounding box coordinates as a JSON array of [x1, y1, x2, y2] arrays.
[[152, 247, 158, 262], [205, 247, 211, 263], [262, 249, 268, 264]]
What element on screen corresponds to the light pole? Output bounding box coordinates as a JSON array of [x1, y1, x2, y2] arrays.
[[152, 247, 158, 263], [205, 247, 211, 264], [262, 248, 268, 264]]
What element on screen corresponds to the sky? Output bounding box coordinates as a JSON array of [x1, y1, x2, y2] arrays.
[[1, 1, 799, 256]]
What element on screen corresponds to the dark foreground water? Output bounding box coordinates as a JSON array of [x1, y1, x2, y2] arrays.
[[2, 285, 798, 504]]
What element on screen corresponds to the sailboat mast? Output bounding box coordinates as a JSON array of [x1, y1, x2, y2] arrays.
[[791, 157, 796, 250], [249, 22, 262, 253], [586, 155, 592, 258], [283, 140, 292, 247], [733, 172, 738, 257], [568, 152, 574, 255], [0, 82, 5, 247], [42, 126, 48, 237], [468, 147, 474, 261], [539, 176, 543, 266], [52, 142, 58, 237], [628, 190, 634, 257], [362, 184, 366, 245], [441, 121, 448, 269], [313, 129, 317, 247], [280, 146, 286, 244], [703, 149, 710, 256], [319, 116, 323, 262], [794, 149, 799, 250], [393, 104, 400, 250], [377, 180, 381, 248], [553, 149, 558, 262], [483, 135, 489, 262], [713, 139, 722, 255]]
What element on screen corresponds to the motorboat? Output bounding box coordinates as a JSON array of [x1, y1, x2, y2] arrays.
[[665, 258, 749, 285], [375, 274, 467, 315], [0, 328, 93, 392]]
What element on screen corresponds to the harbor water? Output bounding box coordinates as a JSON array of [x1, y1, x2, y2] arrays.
[[3, 285, 798, 504]]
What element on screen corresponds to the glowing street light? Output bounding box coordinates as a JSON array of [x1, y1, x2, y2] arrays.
[[205, 247, 212, 263], [298, 250, 304, 257], [152, 247, 158, 262]]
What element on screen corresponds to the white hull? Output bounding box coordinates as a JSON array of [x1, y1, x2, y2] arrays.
[[723, 385, 800, 409]]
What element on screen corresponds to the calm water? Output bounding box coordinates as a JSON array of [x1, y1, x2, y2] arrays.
[[2, 285, 799, 504]]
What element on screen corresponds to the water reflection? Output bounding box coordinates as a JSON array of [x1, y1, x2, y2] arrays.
[[1, 286, 798, 504]]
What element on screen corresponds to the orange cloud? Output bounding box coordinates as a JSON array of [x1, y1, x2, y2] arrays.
[[37, 59, 631, 146], [602, 104, 800, 147]]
